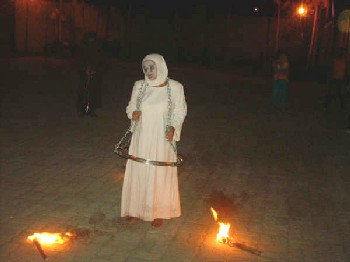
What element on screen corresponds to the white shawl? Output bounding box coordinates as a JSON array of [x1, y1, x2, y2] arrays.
[[142, 53, 168, 86]]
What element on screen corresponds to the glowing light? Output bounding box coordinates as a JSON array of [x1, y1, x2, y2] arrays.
[[216, 222, 231, 242], [297, 6, 307, 16], [28, 232, 72, 245], [211, 207, 218, 221], [211, 207, 231, 243]]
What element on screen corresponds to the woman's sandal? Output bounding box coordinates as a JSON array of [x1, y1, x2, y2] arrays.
[[126, 217, 140, 224], [151, 218, 163, 228]]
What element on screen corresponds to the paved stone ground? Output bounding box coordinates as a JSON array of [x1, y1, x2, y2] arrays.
[[0, 57, 349, 262]]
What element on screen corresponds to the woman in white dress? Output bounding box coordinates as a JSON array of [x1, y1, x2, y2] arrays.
[[121, 53, 187, 227]]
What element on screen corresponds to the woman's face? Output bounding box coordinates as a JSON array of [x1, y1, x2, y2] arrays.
[[142, 60, 157, 80]]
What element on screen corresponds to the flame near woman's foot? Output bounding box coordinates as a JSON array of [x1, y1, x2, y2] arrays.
[[210, 207, 231, 243], [210, 208, 263, 256], [27, 232, 73, 261], [27, 232, 72, 245]]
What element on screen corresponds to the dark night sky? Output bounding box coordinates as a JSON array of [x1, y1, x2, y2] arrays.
[[87, 0, 350, 17], [88, 0, 275, 16]]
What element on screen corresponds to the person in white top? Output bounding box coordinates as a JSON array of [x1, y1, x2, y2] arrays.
[[121, 53, 187, 227]]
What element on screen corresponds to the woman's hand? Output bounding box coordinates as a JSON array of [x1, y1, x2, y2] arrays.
[[165, 126, 175, 141], [132, 111, 141, 121]]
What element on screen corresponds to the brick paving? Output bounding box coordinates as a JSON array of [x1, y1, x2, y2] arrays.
[[0, 57, 349, 262]]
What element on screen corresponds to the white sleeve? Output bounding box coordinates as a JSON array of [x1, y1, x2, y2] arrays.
[[171, 83, 187, 141], [126, 81, 140, 119]]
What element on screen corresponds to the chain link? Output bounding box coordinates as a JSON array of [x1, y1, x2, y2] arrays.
[[115, 79, 183, 166]]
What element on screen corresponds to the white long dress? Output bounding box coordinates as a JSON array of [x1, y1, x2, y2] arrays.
[[121, 79, 187, 221]]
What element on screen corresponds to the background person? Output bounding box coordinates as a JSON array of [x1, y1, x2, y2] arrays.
[[324, 48, 348, 110], [272, 51, 290, 110], [76, 32, 103, 117]]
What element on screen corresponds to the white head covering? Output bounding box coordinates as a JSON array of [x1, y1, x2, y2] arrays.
[[142, 53, 168, 86]]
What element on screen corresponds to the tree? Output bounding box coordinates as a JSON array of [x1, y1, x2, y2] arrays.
[[273, 0, 289, 52], [306, 0, 331, 70]]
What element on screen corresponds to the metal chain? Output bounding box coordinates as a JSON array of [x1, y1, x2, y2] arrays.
[[115, 81, 147, 150], [136, 80, 147, 111], [166, 81, 178, 154], [135, 79, 177, 154], [115, 79, 183, 166]]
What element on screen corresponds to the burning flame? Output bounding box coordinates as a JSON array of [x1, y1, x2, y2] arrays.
[[210, 207, 231, 243], [211, 207, 218, 221], [28, 232, 72, 245]]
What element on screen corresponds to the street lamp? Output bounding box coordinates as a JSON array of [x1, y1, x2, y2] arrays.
[[25, 0, 34, 52], [296, 4, 308, 41], [297, 5, 307, 17], [25, 0, 29, 52]]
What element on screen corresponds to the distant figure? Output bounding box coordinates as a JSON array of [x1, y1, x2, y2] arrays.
[[324, 48, 347, 110], [272, 51, 290, 110], [76, 32, 103, 117], [347, 55, 350, 134], [347, 81, 350, 134]]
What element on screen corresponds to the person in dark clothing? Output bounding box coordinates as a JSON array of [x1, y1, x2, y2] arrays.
[[76, 32, 103, 117], [324, 48, 347, 110]]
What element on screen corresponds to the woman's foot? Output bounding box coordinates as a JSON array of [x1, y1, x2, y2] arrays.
[[126, 217, 140, 224], [151, 219, 163, 228]]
